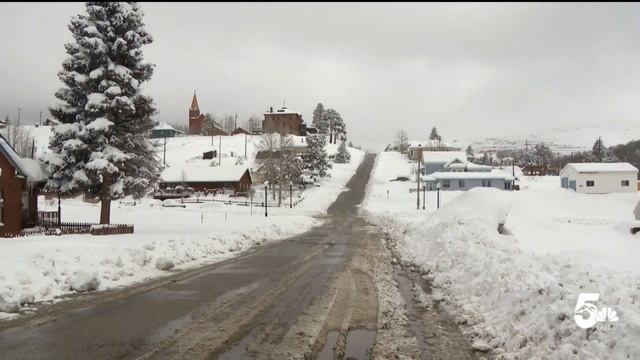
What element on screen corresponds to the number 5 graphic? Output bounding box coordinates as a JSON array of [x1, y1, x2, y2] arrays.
[[574, 293, 599, 329]]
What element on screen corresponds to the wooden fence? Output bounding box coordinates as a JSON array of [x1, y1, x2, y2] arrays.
[[177, 196, 306, 208], [90, 224, 134, 236]]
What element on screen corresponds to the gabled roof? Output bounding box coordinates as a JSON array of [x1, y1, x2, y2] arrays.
[[161, 163, 251, 183], [561, 162, 638, 173], [0, 134, 47, 183], [423, 172, 514, 181], [190, 92, 200, 110], [153, 122, 183, 133], [421, 151, 467, 164]]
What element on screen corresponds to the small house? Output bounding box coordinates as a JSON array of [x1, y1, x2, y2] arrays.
[[423, 172, 514, 191], [443, 158, 492, 172], [150, 122, 184, 139], [0, 135, 48, 236], [230, 127, 250, 136], [202, 125, 228, 137], [559, 162, 638, 194], [407, 140, 462, 161], [420, 151, 468, 175], [159, 164, 252, 193]]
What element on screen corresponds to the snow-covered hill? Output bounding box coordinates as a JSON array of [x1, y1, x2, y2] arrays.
[[458, 125, 640, 155]]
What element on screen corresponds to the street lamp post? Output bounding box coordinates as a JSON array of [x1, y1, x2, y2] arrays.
[[422, 182, 426, 210], [289, 181, 293, 208], [264, 181, 269, 217], [436, 182, 441, 209]]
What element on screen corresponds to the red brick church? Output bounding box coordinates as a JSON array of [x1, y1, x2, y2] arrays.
[[188, 92, 205, 135]]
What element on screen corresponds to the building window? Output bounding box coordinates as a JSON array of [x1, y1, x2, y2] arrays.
[[622, 180, 630, 187], [458, 180, 465, 188], [504, 181, 511, 190], [442, 180, 450, 188], [482, 180, 487, 187], [586, 180, 595, 187]]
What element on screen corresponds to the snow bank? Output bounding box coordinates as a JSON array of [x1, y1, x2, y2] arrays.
[[69, 270, 101, 292], [363, 151, 640, 359]]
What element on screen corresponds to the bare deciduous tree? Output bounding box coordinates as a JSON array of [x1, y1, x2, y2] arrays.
[[257, 133, 299, 205], [1, 116, 35, 158], [396, 130, 409, 154]]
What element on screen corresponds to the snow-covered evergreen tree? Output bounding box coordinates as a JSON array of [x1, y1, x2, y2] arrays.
[[322, 108, 342, 144], [429, 127, 441, 141], [333, 115, 346, 143], [466, 145, 473, 157], [334, 139, 351, 164], [305, 134, 331, 177], [46, 2, 160, 224], [312, 102, 325, 132], [592, 137, 605, 162]]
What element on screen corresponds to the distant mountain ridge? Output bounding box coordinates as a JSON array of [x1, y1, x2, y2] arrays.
[[459, 125, 640, 155]]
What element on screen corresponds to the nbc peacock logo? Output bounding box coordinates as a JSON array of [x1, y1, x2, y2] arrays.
[[574, 293, 618, 331]]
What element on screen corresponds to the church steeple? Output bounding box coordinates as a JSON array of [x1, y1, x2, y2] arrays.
[[190, 91, 200, 111], [188, 91, 204, 135]]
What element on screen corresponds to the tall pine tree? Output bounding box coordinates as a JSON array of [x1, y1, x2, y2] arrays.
[[46, 2, 160, 224], [305, 134, 331, 177], [429, 127, 441, 141], [312, 102, 325, 132], [592, 137, 605, 162]]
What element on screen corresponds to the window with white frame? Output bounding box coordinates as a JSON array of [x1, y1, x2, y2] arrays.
[[621, 180, 630, 187], [586, 180, 595, 187]]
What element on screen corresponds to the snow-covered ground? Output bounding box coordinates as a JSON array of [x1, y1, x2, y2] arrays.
[[0, 128, 363, 319], [362, 151, 640, 359]]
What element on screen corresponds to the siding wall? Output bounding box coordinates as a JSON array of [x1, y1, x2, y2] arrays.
[[424, 178, 511, 191], [559, 168, 637, 194], [0, 154, 25, 235]]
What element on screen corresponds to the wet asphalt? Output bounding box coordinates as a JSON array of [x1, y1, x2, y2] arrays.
[[0, 153, 378, 360]]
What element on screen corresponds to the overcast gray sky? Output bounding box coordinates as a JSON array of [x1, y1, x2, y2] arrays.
[[1, 2, 640, 150]]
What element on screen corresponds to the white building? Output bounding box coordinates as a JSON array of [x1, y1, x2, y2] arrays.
[[423, 172, 514, 191], [559, 163, 638, 194]]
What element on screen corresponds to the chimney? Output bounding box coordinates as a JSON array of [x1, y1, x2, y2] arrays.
[[270, 106, 273, 113]]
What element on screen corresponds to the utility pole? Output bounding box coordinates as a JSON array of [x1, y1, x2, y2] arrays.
[[219, 134, 222, 166], [244, 133, 247, 158], [163, 136, 167, 165], [39, 110, 42, 126], [17, 107, 21, 125], [417, 145, 421, 210]]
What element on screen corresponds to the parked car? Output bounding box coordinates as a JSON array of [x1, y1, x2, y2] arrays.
[[390, 176, 410, 182]]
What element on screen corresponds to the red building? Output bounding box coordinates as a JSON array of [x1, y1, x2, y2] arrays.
[[263, 106, 305, 136], [188, 92, 205, 135], [0, 135, 47, 236]]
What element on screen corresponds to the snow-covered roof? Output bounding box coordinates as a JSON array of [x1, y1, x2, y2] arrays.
[[423, 172, 514, 181], [161, 163, 251, 183], [153, 122, 183, 133], [421, 151, 467, 164], [446, 162, 491, 171], [562, 162, 638, 173], [0, 135, 48, 183], [264, 106, 301, 116], [19, 158, 48, 182]]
